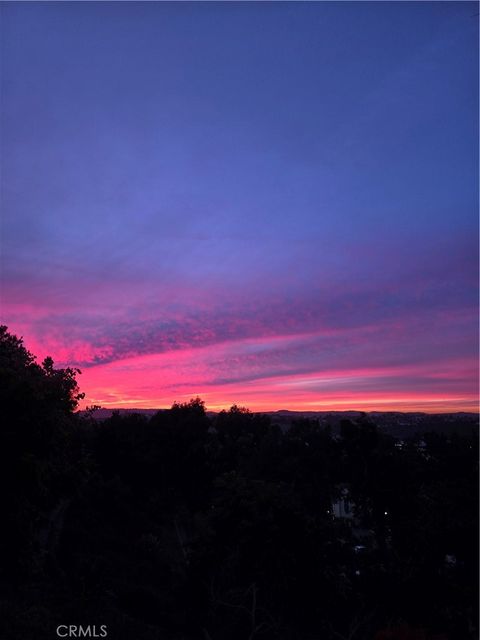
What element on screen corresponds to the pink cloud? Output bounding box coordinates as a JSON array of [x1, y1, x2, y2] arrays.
[[75, 332, 478, 413]]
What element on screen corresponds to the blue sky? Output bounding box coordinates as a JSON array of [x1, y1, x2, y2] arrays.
[[1, 1, 478, 411]]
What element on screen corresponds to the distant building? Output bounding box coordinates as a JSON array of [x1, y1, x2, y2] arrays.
[[332, 485, 354, 520]]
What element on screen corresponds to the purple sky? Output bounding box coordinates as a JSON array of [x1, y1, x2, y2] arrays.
[[1, 2, 478, 411]]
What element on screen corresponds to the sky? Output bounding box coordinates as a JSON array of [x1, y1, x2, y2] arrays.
[[1, 1, 478, 412]]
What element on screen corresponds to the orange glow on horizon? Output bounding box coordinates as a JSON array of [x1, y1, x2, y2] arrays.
[[77, 349, 479, 414], [79, 391, 479, 414]]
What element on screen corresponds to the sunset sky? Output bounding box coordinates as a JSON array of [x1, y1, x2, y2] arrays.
[[1, 2, 478, 412]]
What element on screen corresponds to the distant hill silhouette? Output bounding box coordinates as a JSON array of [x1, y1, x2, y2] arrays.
[[81, 407, 478, 439]]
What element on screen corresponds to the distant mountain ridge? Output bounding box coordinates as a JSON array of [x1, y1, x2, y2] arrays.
[[79, 408, 478, 439], [263, 410, 479, 439]]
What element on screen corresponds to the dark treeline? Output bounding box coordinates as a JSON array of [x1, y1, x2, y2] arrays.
[[0, 326, 478, 640]]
